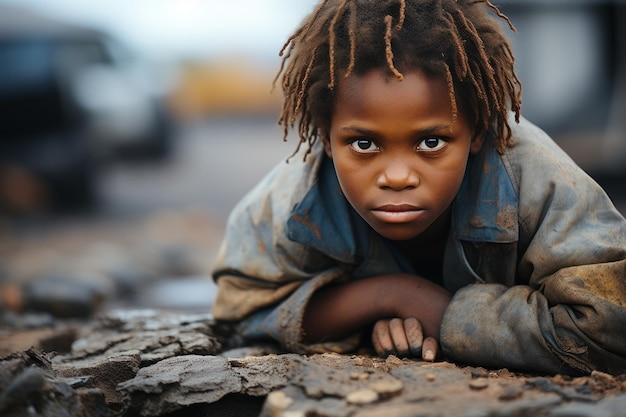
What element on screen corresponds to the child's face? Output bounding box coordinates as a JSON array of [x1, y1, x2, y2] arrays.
[[323, 69, 484, 241]]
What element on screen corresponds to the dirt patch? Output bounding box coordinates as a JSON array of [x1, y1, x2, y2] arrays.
[[1, 309, 625, 417], [2, 210, 626, 416]]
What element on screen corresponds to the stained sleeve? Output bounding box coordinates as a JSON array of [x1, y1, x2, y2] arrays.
[[441, 126, 626, 375], [211, 159, 357, 353]]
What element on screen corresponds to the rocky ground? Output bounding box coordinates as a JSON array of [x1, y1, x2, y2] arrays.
[[1, 119, 626, 416], [1, 209, 626, 417]]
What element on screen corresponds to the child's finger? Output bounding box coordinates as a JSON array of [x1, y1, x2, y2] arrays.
[[422, 336, 439, 362], [388, 318, 410, 357], [404, 317, 424, 357], [371, 320, 394, 356]]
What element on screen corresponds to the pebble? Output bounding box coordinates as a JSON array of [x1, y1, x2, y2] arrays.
[[385, 355, 403, 366], [370, 378, 403, 397], [24, 274, 107, 318], [469, 378, 489, 390], [471, 368, 489, 379], [282, 411, 306, 417], [346, 389, 379, 405], [266, 391, 293, 411], [591, 370, 617, 388], [498, 386, 524, 401], [349, 372, 369, 381]]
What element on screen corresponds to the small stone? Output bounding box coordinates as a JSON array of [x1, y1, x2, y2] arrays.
[[385, 355, 403, 366], [591, 370, 616, 385], [282, 411, 306, 417], [471, 368, 489, 379], [370, 378, 403, 397], [346, 389, 379, 405], [266, 391, 293, 411], [494, 368, 514, 378], [426, 373, 436, 382], [571, 377, 589, 386], [498, 386, 524, 401], [24, 274, 106, 318], [348, 372, 370, 381], [469, 378, 489, 390]]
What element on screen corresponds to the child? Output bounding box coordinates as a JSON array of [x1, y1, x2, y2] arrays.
[[212, 0, 626, 375]]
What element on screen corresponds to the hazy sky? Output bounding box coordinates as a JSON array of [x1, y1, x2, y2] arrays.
[[0, 0, 317, 61]]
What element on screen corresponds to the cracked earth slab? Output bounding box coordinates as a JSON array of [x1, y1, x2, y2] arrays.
[[1, 308, 625, 417]]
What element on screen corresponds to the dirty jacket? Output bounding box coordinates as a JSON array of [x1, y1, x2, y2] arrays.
[[212, 116, 626, 375]]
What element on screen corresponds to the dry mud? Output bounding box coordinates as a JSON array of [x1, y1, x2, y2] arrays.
[[1, 308, 625, 417], [1, 210, 626, 416]]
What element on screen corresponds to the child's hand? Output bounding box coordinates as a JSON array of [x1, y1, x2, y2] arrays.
[[303, 273, 451, 352], [371, 317, 439, 361]]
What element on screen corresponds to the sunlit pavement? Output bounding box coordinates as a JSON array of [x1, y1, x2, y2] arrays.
[[97, 116, 292, 225]]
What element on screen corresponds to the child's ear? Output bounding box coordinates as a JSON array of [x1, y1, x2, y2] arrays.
[[469, 129, 486, 155], [321, 135, 333, 158]]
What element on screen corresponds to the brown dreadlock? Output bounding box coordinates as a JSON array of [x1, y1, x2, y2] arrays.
[[274, 0, 522, 159]]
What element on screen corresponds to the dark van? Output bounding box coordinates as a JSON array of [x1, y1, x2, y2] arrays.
[[0, 5, 173, 212]]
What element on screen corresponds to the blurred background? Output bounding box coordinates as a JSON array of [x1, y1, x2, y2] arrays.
[[0, 0, 624, 324]]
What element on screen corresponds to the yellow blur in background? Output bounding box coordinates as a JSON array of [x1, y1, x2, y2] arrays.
[[170, 59, 281, 119]]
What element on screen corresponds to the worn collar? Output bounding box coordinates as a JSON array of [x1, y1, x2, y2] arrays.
[[454, 140, 519, 243], [286, 141, 519, 263]]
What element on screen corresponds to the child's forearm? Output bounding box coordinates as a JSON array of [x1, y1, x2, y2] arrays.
[[302, 273, 451, 343]]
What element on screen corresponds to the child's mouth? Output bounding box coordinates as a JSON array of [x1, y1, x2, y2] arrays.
[[371, 204, 425, 223]]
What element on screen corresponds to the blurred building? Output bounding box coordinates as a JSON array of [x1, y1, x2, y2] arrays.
[[500, 0, 626, 176]]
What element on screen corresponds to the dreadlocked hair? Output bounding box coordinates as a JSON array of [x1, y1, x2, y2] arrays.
[[275, 0, 522, 159]]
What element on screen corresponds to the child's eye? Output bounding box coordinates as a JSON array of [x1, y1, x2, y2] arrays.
[[417, 137, 447, 152], [350, 138, 380, 153]]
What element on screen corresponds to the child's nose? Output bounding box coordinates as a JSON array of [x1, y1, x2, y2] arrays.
[[376, 158, 420, 190]]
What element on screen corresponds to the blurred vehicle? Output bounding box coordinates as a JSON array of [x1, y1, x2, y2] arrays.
[[500, 0, 626, 177], [0, 5, 174, 212]]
